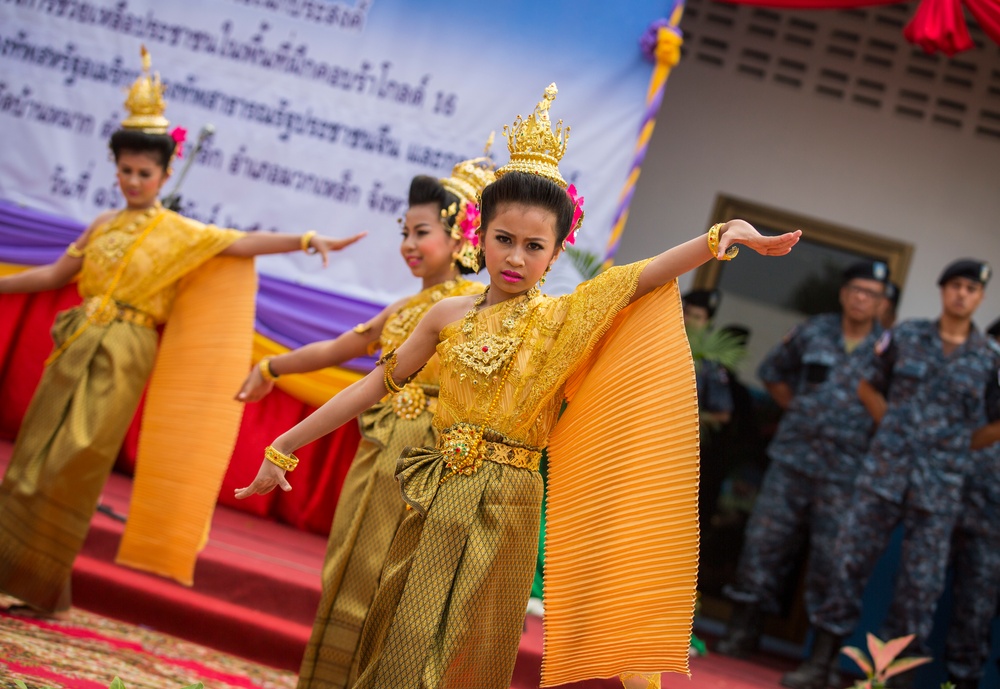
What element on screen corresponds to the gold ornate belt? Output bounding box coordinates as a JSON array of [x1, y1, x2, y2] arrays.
[[392, 383, 439, 419], [83, 297, 156, 329], [437, 423, 542, 482]]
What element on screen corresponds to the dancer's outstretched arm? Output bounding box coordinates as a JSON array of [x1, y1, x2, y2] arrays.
[[236, 296, 409, 402], [221, 230, 366, 266], [0, 211, 114, 294], [234, 295, 465, 498], [633, 220, 800, 303]]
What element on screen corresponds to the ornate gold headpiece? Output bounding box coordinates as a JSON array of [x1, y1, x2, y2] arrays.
[[496, 83, 568, 188], [439, 136, 497, 271], [122, 46, 169, 133]]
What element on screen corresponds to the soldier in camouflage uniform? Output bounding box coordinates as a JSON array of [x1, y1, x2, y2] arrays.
[[716, 261, 888, 659], [944, 318, 1000, 689], [683, 289, 735, 527], [783, 259, 1000, 689], [880, 282, 901, 329]]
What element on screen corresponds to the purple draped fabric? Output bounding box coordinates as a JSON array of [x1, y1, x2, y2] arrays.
[[0, 199, 381, 371]]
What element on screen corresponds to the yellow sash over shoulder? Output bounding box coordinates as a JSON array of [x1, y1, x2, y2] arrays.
[[116, 255, 256, 584], [543, 279, 700, 686]]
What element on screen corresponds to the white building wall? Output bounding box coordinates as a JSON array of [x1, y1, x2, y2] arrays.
[[618, 5, 1000, 338]]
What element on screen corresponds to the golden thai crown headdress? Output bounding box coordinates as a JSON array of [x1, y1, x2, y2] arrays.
[[122, 46, 169, 134], [439, 134, 497, 271], [496, 83, 568, 188], [495, 84, 584, 243]]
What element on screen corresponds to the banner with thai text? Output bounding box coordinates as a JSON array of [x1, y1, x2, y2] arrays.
[[0, 0, 670, 305]]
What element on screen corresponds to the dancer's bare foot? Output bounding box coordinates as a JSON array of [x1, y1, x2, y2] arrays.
[[4, 603, 70, 621]]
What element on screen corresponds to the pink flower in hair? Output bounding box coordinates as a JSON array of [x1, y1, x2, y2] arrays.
[[170, 126, 188, 159], [566, 184, 584, 245], [460, 202, 481, 246]]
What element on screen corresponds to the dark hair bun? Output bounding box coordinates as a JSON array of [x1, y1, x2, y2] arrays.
[[109, 129, 176, 170]]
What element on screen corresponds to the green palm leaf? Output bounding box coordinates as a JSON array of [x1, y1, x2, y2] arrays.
[[686, 327, 746, 372]]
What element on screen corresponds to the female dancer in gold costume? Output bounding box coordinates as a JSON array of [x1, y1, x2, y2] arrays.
[[238, 85, 800, 688], [235, 163, 492, 689], [0, 48, 363, 616]]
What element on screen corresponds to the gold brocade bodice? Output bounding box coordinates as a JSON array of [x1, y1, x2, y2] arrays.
[[78, 207, 244, 323], [434, 260, 652, 450], [379, 278, 484, 388]]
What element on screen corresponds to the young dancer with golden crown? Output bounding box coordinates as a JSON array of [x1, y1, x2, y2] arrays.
[[235, 157, 493, 689], [237, 84, 800, 688], [0, 46, 364, 616]]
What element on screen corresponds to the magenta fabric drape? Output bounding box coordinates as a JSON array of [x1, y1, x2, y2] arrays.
[[719, 0, 1000, 55]]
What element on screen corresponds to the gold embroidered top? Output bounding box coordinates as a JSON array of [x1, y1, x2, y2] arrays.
[[434, 259, 652, 449], [380, 278, 484, 388], [78, 208, 245, 323]]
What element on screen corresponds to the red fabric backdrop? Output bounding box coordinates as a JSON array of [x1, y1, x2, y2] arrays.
[[720, 0, 1000, 55], [0, 286, 361, 536]]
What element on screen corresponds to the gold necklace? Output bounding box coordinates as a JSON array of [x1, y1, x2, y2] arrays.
[[91, 203, 164, 264], [455, 286, 539, 382]]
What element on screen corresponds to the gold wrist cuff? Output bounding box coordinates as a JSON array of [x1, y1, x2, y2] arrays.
[[379, 349, 406, 394], [265, 445, 299, 471], [707, 223, 738, 261], [300, 230, 317, 253], [259, 357, 279, 382]]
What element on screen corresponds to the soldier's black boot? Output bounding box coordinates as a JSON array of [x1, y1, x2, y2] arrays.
[[826, 664, 842, 689], [780, 630, 844, 689], [715, 602, 763, 658]]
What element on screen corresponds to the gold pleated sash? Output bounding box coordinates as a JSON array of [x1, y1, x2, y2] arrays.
[[543, 280, 700, 686], [115, 256, 257, 584]]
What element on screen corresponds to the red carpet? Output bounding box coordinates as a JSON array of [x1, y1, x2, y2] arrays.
[[0, 594, 295, 689], [0, 440, 794, 688]]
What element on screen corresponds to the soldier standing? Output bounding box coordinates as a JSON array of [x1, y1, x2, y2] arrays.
[[945, 318, 1000, 689], [881, 282, 901, 329], [716, 261, 888, 658], [683, 289, 736, 528], [783, 259, 1000, 689]]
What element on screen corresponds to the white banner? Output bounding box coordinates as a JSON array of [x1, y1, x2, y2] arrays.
[[0, 0, 670, 303]]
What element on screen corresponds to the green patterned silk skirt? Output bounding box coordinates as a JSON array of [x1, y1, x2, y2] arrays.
[[0, 307, 157, 612], [298, 395, 437, 689], [352, 440, 543, 689]]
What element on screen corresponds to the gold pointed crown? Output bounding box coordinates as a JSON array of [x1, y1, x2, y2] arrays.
[[440, 134, 497, 271], [122, 46, 169, 133], [496, 83, 568, 188], [440, 139, 496, 208]]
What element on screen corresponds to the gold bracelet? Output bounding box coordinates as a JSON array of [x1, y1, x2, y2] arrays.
[[66, 242, 85, 258], [300, 230, 317, 253], [707, 223, 739, 261], [264, 445, 299, 471], [259, 357, 279, 382], [352, 322, 372, 334], [378, 349, 407, 394]]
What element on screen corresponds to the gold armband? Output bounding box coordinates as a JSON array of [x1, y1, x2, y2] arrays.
[[352, 322, 372, 334], [707, 223, 738, 261], [264, 445, 299, 472], [66, 242, 85, 258], [300, 230, 317, 253], [258, 357, 279, 382]]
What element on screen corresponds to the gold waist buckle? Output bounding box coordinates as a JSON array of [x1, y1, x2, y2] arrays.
[[437, 423, 542, 483], [83, 297, 156, 329]]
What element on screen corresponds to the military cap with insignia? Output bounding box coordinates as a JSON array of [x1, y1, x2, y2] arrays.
[[938, 259, 991, 286], [842, 260, 890, 285]]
